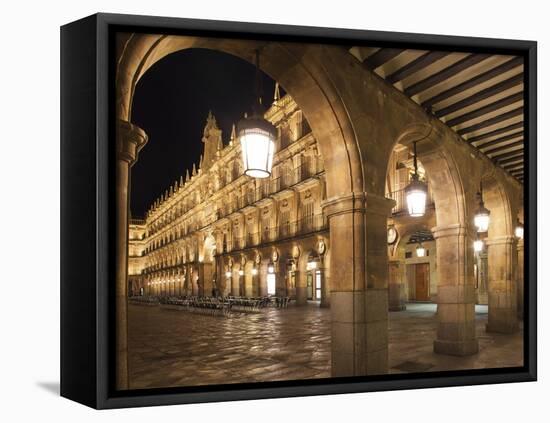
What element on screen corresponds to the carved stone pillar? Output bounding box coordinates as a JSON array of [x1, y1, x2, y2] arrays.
[[259, 262, 268, 297], [232, 267, 241, 297], [320, 267, 330, 308], [476, 252, 488, 305], [517, 239, 524, 320], [115, 120, 147, 390], [432, 224, 478, 356], [486, 236, 519, 333], [322, 193, 392, 377], [295, 270, 307, 305], [388, 259, 406, 311]]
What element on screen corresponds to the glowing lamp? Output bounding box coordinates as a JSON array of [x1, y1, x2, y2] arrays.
[[237, 50, 277, 179], [473, 239, 484, 253], [251, 268, 258, 276], [238, 270, 244, 276], [405, 141, 427, 217], [515, 219, 524, 239], [416, 244, 426, 257], [239, 117, 276, 178], [474, 205, 491, 233], [267, 264, 275, 274], [406, 179, 428, 217], [474, 182, 491, 233], [225, 271, 232, 278]]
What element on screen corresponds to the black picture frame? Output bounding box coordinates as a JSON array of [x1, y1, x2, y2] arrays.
[[61, 12, 537, 409]]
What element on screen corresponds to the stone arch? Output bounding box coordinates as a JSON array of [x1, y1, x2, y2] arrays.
[[116, 36, 364, 198], [387, 123, 479, 356]]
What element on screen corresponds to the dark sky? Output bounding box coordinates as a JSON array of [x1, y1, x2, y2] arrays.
[[130, 48, 280, 218]]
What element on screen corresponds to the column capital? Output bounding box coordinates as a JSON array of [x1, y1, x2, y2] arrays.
[[321, 192, 394, 218], [117, 119, 148, 165], [516, 238, 524, 250], [431, 223, 467, 239], [485, 235, 517, 246]]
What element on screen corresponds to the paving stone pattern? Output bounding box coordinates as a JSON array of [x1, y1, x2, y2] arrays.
[[128, 303, 523, 389]]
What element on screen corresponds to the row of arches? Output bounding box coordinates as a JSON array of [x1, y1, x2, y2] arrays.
[[115, 34, 524, 389]]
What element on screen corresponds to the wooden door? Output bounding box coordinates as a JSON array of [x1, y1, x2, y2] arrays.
[[415, 263, 430, 301]]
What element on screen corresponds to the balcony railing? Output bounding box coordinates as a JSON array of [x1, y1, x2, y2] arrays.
[[215, 161, 322, 220], [224, 214, 327, 253], [130, 218, 145, 225], [386, 187, 435, 215]]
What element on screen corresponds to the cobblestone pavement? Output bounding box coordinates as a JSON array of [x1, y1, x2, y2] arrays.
[[128, 302, 523, 389]]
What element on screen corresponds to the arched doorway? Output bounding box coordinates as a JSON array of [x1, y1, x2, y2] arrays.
[[387, 124, 480, 357]]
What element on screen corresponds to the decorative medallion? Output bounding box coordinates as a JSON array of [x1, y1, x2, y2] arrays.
[[387, 226, 398, 245], [317, 240, 326, 255]]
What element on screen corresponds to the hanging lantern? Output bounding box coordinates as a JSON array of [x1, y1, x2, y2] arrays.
[[267, 263, 275, 274], [251, 267, 258, 276], [474, 182, 491, 233], [515, 218, 524, 239], [225, 271, 232, 278], [405, 141, 428, 217], [473, 238, 484, 253], [238, 50, 277, 178], [416, 243, 426, 257], [238, 270, 244, 276]]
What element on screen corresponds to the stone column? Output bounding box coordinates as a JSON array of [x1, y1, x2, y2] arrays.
[[476, 252, 488, 305], [259, 262, 268, 297], [432, 224, 478, 356], [486, 236, 519, 333], [516, 239, 524, 320], [320, 267, 330, 308], [322, 193, 392, 377], [388, 260, 406, 311], [295, 270, 307, 305], [232, 268, 241, 296], [115, 120, 147, 390]]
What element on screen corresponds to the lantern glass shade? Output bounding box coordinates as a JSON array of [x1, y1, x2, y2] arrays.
[[473, 239, 484, 253], [238, 116, 277, 179], [474, 206, 491, 233], [416, 244, 426, 257], [515, 222, 524, 239], [267, 264, 275, 274], [251, 268, 258, 276], [225, 271, 232, 278], [405, 179, 428, 217], [238, 270, 244, 276]]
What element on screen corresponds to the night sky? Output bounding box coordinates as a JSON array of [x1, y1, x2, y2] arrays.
[[130, 48, 280, 218]]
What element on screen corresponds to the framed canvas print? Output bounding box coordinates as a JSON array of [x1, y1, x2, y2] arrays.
[[60, 13, 537, 409]]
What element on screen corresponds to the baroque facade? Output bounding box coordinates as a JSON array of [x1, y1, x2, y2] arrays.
[[128, 93, 496, 311], [129, 91, 331, 306]]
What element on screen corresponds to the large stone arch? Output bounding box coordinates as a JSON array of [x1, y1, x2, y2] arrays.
[[388, 123, 479, 356], [116, 35, 364, 198]]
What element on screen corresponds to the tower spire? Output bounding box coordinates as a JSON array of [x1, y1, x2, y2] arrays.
[[185, 169, 190, 182], [273, 82, 280, 103], [230, 123, 236, 146]]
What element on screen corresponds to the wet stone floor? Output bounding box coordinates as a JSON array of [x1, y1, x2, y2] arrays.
[[127, 302, 523, 389]]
